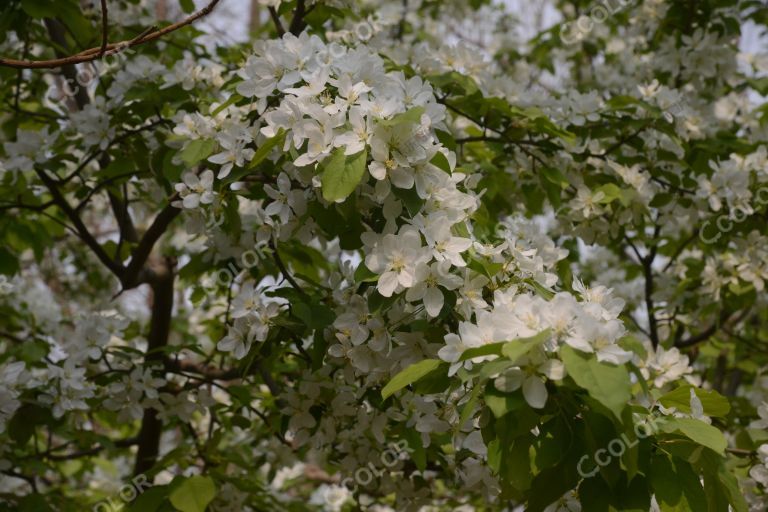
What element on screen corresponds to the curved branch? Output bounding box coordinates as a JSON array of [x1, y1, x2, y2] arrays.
[[676, 308, 752, 348], [0, 0, 222, 69]]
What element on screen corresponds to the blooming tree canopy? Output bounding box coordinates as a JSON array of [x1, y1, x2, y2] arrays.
[[1, 0, 768, 511]]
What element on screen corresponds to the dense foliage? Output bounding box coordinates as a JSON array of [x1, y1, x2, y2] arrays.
[[1, 0, 768, 510]]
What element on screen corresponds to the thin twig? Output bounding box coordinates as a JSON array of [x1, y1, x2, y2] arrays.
[[676, 308, 752, 348], [35, 168, 125, 276], [269, 238, 308, 297], [99, 0, 109, 57], [268, 7, 286, 36]]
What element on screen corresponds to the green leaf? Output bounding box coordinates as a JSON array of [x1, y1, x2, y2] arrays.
[[379, 106, 425, 127], [292, 301, 335, 330], [367, 289, 398, 314], [458, 381, 485, 428], [478, 359, 517, 380], [381, 359, 444, 399], [427, 72, 479, 96], [210, 94, 243, 116], [403, 428, 426, 471], [459, 342, 506, 361], [412, 363, 451, 394], [467, 256, 503, 279], [560, 346, 631, 418], [353, 262, 378, 283], [501, 329, 551, 362], [21, 0, 58, 18], [505, 434, 534, 492], [650, 454, 708, 512], [484, 384, 526, 418], [180, 139, 216, 167], [169, 476, 216, 512], [458, 331, 552, 363], [0, 246, 20, 276], [658, 386, 731, 418], [525, 278, 555, 299], [430, 151, 452, 173], [541, 167, 569, 188], [627, 361, 651, 399], [660, 418, 727, 454], [595, 183, 624, 204], [579, 476, 612, 511], [618, 335, 647, 359], [320, 148, 367, 202], [179, 0, 195, 13], [8, 405, 54, 445], [714, 460, 749, 512], [392, 185, 425, 216], [126, 485, 169, 512], [527, 458, 581, 512], [487, 438, 502, 472], [249, 129, 286, 169]]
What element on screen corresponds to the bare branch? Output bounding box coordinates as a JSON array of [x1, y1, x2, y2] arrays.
[[99, 0, 109, 57], [122, 201, 181, 288], [676, 308, 752, 348], [35, 168, 125, 277], [269, 238, 308, 297], [288, 0, 309, 36], [268, 7, 286, 36], [0, 0, 222, 69], [133, 257, 175, 477]]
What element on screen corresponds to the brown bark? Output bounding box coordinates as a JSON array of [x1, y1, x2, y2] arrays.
[[133, 258, 175, 476], [41, 16, 180, 480]]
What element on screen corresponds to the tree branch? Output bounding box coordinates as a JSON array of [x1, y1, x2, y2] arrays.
[[121, 201, 181, 288], [165, 358, 243, 381], [269, 238, 308, 297], [675, 309, 751, 348], [632, 225, 662, 348], [268, 7, 286, 36], [0, 0, 222, 69], [35, 168, 125, 277], [133, 257, 175, 477], [99, 0, 109, 57], [288, 0, 308, 36], [43, 436, 138, 461]]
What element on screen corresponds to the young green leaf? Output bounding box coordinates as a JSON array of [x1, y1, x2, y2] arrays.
[[560, 346, 631, 418], [249, 129, 286, 169], [381, 359, 444, 399], [169, 476, 216, 512], [658, 386, 731, 417], [180, 139, 216, 167], [660, 418, 728, 454], [320, 148, 368, 202]]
